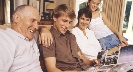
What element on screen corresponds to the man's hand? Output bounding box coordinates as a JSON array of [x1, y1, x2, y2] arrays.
[[39, 27, 53, 47]]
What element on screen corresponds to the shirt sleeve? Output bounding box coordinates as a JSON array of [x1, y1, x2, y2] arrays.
[[0, 32, 14, 71], [40, 38, 56, 58]]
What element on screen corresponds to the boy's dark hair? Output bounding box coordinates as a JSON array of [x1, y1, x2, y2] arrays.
[[52, 4, 76, 20], [78, 8, 92, 20]]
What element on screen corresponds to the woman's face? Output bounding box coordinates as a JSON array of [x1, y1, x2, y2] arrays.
[[78, 14, 91, 30], [88, 0, 101, 12]]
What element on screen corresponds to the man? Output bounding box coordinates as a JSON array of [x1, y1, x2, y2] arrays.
[[40, 4, 96, 72], [0, 5, 52, 72]]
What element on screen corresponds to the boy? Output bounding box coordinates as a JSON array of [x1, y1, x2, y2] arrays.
[[40, 4, 96, 72]]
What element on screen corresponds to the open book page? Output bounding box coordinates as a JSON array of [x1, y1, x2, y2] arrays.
[[95, 45, 133, 71], [98, 47, 120, 66], [96, 47, 120, 71], [117, 45, 133, 64]]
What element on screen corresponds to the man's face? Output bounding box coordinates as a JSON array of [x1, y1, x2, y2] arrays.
[[53, 15, 73, 34], [15, 7, 40, 40]]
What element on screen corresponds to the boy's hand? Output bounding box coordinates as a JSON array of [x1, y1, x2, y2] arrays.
[[93, 59, 100, 66]]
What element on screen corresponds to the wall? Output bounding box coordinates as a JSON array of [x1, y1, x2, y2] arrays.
[[13, 0, 70, 14], [14, 0, 28, 9], [54, 0, 69, 6]]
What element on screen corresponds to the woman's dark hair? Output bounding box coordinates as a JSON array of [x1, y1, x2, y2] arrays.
[[78, 8, 92, 20], [75, 8, 92, 27]]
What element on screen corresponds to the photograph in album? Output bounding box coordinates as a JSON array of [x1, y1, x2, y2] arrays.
[[117, 45, 133, 64], [98, 47, 120, 66]]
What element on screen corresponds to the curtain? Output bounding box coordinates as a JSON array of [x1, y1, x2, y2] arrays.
[[102, 0, 126, 34]]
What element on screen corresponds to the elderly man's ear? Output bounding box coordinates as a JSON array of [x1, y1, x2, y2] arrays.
[[13, 13, 21, 23]]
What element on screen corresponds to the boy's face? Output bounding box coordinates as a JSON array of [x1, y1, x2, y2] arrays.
[[53, 15, 73, 34], [78, 14, 91, 30]]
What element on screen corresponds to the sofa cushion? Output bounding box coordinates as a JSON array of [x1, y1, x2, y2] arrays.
[[0, 24, 11, 30]]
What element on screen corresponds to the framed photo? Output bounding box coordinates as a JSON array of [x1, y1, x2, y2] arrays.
[[44, 1, 54, 12], [28, 0, 40, 12], [45, 0, 54, 1]]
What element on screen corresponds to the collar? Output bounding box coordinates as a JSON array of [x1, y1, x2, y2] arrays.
[[50, 26, 71, 37]]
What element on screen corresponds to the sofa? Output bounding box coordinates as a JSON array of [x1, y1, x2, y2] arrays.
[[0, 24, 11, 30], [0, 24, 52, 30]]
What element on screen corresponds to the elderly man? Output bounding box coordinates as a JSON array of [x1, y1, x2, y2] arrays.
[[0, 5, 52, 72]]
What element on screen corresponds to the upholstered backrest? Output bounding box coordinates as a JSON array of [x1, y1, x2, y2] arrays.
[[0, 24, 52, 30], [0, 24, 11, 30]]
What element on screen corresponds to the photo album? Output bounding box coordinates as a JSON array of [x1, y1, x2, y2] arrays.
[[95, 45, 133, 72]]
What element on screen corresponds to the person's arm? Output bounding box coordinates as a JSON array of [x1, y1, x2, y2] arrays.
[[101, 12, 128, 46], [44, 57, 81, 72], [38, 26, 53, 47], [0, 37, 14, 71], [77, 50, 97, 66], [44, 57, 62, 72]]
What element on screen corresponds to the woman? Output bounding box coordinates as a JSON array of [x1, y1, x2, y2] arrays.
[[71, 8, 102, 60], [86, 0, 128, 50]]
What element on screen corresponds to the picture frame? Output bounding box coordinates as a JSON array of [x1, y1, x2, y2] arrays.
[[45, 0, 54, 1], [28, 0, 40, 12], [44, 1, 54, 12]]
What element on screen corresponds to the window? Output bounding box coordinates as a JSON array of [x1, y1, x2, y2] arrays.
[[123, 0, 132, 31], [123, 0, 133, 43]]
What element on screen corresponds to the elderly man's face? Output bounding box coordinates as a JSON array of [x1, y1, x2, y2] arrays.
[[15, 6, 40, 40]]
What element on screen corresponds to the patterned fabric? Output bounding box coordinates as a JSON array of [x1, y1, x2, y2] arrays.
[[98, 34, 120, 50], [89, 11, 113, 39]]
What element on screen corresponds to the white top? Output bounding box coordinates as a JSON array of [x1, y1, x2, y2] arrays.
[[89, 12, 113, 39], [0, 28, 42, 72], [71, 27, 102, 60]]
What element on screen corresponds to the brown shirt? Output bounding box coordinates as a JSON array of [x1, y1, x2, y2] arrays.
[[41, 26, 90, 71]]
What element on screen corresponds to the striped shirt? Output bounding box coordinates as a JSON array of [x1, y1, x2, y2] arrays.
[[89, 12, 113, 39]]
